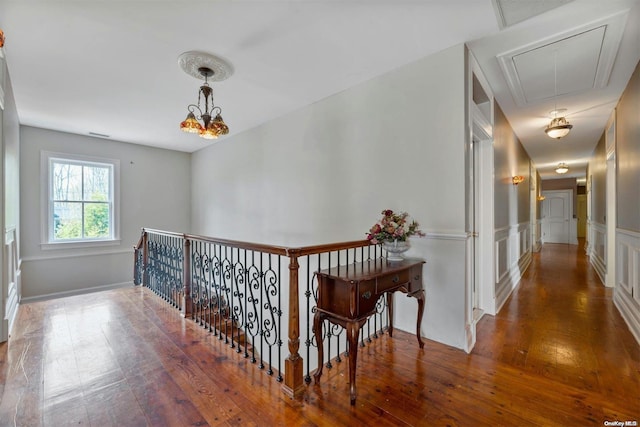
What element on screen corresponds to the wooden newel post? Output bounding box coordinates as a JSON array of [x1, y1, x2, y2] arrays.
[[282, 251, 305, 398], [142, 229, 149, 286], [182, 237, 192, 318]]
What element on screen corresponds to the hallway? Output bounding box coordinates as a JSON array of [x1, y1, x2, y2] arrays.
[[0, 242, 638, 426], [473, 240, 639, 419]]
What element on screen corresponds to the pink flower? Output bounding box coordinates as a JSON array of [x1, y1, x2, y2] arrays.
[[367, 209, 425, 244]]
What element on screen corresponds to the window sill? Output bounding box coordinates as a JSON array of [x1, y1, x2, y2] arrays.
[[41, 239, 121, 251]]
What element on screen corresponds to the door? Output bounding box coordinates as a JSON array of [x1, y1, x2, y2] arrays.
[[542, 190, 571, 244], [577, 194, 587, 238]]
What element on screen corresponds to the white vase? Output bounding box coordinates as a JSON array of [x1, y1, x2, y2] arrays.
[[383, 239, 410, 261]]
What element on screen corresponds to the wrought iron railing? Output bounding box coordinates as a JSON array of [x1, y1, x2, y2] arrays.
[[133, 228, 385, 398]]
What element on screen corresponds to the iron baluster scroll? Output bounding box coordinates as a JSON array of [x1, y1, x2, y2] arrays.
[[146, 232, 184, 309], [187, 237, 284, 381]]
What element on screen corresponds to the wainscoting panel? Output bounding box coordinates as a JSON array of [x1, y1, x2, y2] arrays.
[[495, 223, 532, 312], [495, 227, 509, 285], [533, 219, 542, 252], [4, 226, 20, 336], [590, 222, 607, 285], [614, 229, 640, 344]]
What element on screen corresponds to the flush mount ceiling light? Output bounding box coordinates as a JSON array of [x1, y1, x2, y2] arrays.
[[555, 163, 569, 174], [544, 52, 573, 139], [178, 51, 233, 140]]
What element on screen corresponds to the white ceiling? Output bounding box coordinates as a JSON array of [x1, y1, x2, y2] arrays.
[[1, 0, 638, 180], [470, 0, 640, 179]]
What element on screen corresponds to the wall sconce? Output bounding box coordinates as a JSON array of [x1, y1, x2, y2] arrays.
[[537, 195, 546, 201], [512, 176, 525, 185]]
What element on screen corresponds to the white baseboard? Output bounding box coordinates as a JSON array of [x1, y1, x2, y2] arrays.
[[614, 290, 640, 346], [21, 281, 134, 304], [495, 250, 532, 313], [465, 322, 475, 354]]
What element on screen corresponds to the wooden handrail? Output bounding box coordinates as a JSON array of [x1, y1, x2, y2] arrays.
[[133, 234, 144, 251], [144, 228, 372, 257], [293, 239, 372, 256], [185, 232, 290, 256]]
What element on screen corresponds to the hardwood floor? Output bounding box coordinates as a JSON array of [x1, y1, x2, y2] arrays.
[[1, 242, 638, 426]]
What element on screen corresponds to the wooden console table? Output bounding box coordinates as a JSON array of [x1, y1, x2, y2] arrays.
[[312, 258, 425, 405]]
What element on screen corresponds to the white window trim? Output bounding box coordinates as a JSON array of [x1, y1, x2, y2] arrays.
[[40, 151, 121, 250]]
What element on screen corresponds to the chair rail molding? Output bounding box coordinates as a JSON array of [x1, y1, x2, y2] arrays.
[[495, 222, 532, 313]]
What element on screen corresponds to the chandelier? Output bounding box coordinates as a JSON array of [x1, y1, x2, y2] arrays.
[[546, 115, 573, 139], [555, 163, 569, 174], [178, 51, 233, 140], [180, 67, 229, 139], [544, 51, 573, 139]]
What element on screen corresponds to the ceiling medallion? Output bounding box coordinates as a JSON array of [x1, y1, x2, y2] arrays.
[[178, 51, 233, 82]]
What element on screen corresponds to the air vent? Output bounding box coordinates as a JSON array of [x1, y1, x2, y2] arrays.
[[88, 132, 110, 138]]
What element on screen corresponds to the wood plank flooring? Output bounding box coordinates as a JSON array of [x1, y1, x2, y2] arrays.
[[0, 242, 638, 426]]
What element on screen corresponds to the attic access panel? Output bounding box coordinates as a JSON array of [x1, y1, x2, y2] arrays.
[[497, 11, 628, 107], [513, 26, 605, 103]]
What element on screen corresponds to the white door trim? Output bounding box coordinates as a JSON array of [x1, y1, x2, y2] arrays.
[[605, 111, 616, 288]]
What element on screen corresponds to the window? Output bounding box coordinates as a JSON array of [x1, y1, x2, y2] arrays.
[[42, 152, 120, 248]]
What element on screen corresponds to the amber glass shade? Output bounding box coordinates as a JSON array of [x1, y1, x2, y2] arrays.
[[210, 114, 229, 136], [180, 112, 203, 134], [199, 124, 219, 139]]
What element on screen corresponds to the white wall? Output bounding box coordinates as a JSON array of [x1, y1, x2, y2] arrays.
[[192, 44, 470, 349], [492, 103, 533, 312], [1, 61, 21, 341], [20, 126, 191, 299], [612, 61, 640, 344]]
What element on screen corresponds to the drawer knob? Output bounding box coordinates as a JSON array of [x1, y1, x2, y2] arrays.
[[414, 275, 420, 281], [362, 291, 372, 300], [392, 275, 400, 283]]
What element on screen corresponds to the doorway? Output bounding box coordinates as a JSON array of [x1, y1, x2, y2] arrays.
[[577, 194, 587, 238], [542, 190, 572, 244]]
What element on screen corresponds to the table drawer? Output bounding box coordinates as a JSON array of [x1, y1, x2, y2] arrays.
[[376, 269, 410, 293], [357, 279, 378, 315]]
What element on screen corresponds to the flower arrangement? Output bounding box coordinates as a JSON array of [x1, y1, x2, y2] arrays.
[[366, 209, 425, 244]]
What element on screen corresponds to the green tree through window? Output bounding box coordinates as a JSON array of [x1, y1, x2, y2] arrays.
[[50, 158, 114, 241]]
